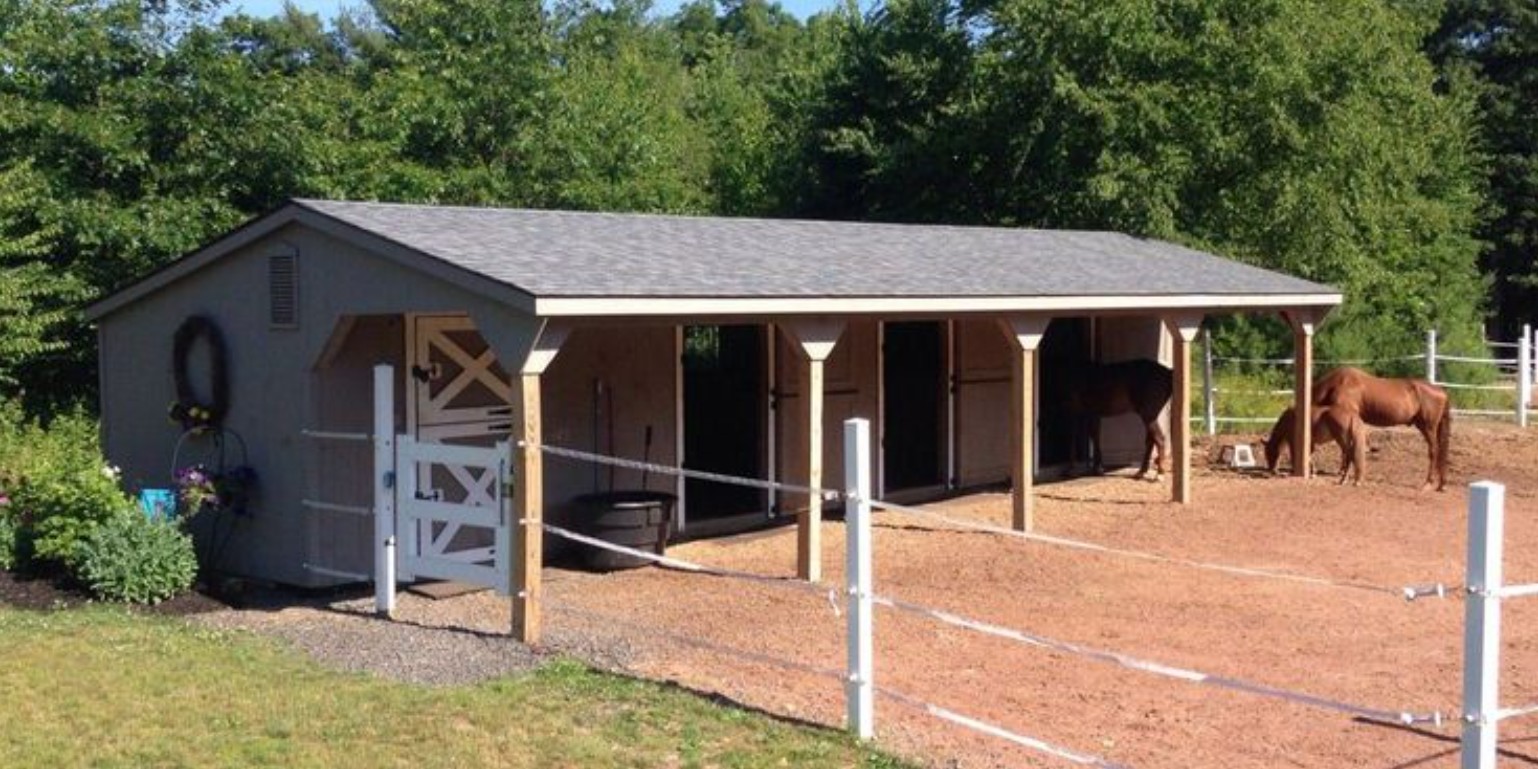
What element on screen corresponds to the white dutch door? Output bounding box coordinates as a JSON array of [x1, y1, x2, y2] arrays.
[[401, 315, 514, 585]]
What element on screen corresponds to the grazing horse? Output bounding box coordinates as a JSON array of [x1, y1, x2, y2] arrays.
[[1264, 405, 1365, 484], [1068, 358, 1173, 480], [1264, 367, 1452, 490]]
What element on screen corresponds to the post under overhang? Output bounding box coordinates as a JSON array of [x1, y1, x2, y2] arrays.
[[512, 321, 569, 645], [1165, 313, 1204, 504], [1282, 309, 1325, 479], [780, 317, 846, 583], [999, 315, 1050, 531]]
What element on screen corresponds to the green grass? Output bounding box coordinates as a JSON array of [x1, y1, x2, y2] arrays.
[[0, 607, 913, 769]]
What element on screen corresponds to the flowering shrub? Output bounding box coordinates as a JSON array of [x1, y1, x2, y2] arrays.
[[74, 514, 196, 604], [2, 414, 135, 568]]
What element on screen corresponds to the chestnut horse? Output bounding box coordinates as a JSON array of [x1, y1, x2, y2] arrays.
[[1264, 405, 1365, 484], [1069, 358, 1173, 480], [1264, 367, 1451, 490]]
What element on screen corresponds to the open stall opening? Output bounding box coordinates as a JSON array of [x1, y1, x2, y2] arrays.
[[1038, 317, 1093, 473], [883, 321, 945, 493], [682, 325, 767, 532]]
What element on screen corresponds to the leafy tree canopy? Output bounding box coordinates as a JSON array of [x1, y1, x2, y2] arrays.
[[0, 0, 1503, 412]]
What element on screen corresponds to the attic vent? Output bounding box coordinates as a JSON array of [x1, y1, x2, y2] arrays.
[[268, 252, 298, 328]]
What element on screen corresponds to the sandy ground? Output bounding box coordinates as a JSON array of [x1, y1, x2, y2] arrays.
[[524, 422, 1538, 769], [214, 420, 1538, 768]]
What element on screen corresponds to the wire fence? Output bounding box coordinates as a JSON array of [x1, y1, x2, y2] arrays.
[[510, 422, 1486, 767], [344, 362, 1529, 769], [867, 497, 1451, 601]]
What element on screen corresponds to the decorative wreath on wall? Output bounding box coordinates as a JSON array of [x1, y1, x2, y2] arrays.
[[168, 315, 230, 433]]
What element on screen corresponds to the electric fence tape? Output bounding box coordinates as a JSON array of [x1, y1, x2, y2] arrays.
[[874, 592, 1443, 727], [867, 497, 1446, 601], [523, 441, 840, 500]]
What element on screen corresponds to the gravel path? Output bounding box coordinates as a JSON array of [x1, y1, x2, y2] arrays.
[[194, 572, 638, 687]]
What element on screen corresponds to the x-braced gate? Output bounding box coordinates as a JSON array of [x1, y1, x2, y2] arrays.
[[365, 365, 511, 616]]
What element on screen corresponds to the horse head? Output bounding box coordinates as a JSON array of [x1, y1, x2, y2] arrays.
[[1263, 407, 1294, 473]]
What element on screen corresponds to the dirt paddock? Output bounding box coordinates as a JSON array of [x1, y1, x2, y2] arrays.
[[408, 423, 1538, 768]]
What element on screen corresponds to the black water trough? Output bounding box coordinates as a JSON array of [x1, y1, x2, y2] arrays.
[[572, 490, 676, 571]]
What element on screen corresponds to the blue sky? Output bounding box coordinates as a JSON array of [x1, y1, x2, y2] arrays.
[[217, 0, 838, 23]]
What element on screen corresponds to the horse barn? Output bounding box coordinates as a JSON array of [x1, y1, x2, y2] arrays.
[[85, 199, 1340, 641]]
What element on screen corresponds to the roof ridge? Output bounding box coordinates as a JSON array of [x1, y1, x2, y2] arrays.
[[290, 198, 1146, 239]]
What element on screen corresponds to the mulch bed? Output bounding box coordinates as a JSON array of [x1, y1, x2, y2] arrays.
[[0, 567, 232, 616]]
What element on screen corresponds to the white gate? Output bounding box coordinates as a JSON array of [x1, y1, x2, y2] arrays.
[[395, 435, 510, 593]]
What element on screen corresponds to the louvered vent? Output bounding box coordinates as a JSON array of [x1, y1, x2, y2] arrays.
[[268, 253, 298, 328]]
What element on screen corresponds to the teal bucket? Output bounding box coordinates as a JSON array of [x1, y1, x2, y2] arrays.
[[139, 489, 177, 522]]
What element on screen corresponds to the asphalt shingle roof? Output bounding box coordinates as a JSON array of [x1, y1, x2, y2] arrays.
[[294, 199, 1333, 299]]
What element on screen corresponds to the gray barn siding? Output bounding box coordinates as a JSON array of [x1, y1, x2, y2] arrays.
[[775, 321, 879, 506], [954, 319, 1012, 486], [99, 223, 540, 586], [309, 315, 406, 579], [542, 325, 679, 546]]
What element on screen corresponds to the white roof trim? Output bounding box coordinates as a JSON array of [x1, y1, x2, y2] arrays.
[[533, 292, 1344, 318]]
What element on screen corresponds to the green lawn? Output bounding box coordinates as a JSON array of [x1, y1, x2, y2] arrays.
[[0, 607, 911, 769]]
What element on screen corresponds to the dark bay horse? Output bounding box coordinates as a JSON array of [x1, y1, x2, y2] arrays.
[[1069, 358, 1173, 480], [1264, 367, 1451, 490]]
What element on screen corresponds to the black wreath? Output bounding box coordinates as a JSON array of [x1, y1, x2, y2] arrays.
[[168, 316, 229, 432]]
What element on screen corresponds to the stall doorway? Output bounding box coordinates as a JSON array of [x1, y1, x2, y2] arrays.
[[1038, 317, 1093, 471], [883, 322, 944, 492], [683, 325, 766, 521]]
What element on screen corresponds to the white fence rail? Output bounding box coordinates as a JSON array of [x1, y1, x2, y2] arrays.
[[1199, 324, 1536, 433]]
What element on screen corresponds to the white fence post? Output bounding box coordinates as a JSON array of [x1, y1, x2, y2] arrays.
[[1462, 481, 1506, 769], [373, 364, 397, 616], [1519, 332, 1531, 428], [1202, 328, 1216, 436], [844, 417, 875, 740], [1519, 321, 1531, 402], [1428, 328, 1439, 383]]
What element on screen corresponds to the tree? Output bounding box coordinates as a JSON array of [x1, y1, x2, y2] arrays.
[[803, 0, 1488, 357], [0, 163, 86, 406], [1429, 0, 1538, 339]]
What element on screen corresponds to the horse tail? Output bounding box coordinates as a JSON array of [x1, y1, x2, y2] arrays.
[[1437, 393, 1452, 488]]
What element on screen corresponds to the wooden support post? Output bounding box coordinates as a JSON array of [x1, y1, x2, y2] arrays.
[[512, 372, 542, 644], [803, 356, 825, 580], [1166, 315, 1202, 504], [781, 318, 846, 583], [511, 322, 568, 645], [1284, 311, 1317, 479], [999, 316, 1050, 531]]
